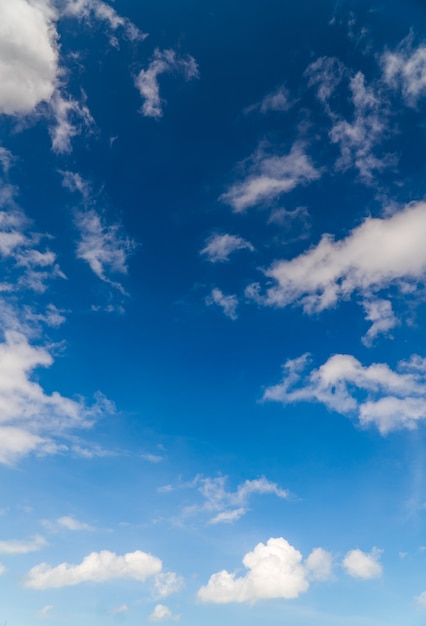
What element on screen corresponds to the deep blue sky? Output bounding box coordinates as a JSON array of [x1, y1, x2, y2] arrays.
[[1, 0, 426, 624]]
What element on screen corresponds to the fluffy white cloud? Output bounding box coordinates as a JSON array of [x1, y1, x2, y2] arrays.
[[149, 604, 179, 622], [25, 549, 163, 589], [416, 591, 426, 607], [0, 330, 112, 463], [198, 537, 332, 603], [75, 209, 135, 291], [0, 0, 58, 115], [206, 288, 238, 320], [382, 42, 426, 106], [264, 352, 426, 434], [0, 535, 46, 554], [343, 548, 382, 579], [201, 233, 254, 263], [221, 142, 320, 213], [249, 202, 426, 320], [135, 48, 199, 118]]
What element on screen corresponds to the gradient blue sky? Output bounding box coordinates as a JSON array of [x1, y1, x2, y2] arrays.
[[1, 0, 426, 624]]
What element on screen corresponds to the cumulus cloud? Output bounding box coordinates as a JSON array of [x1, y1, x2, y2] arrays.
[[343, 548, 383, 579], [206, 288, 238, 320], [198, 537, 332, 603], [135, 48, 199, 118], [221, 142, 320, 213], [0, 0, 58, 115], [0, 330, 112, 464], [382, 41, 426, 106], [201, 233, 254, 263], [248, 202, 426, 323], [75, 209, 135, 291], [0, 535, 46, 554], [25, 549, 163, 589], [263, 352, 426, 434]]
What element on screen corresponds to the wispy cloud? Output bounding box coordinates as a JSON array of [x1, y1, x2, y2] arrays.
[[166, 475, 290, 525], [382, 39, 426, 106], [0, 535, 46, 554], [200, 233, 254, 263], [264, 352, 426, 434], [75, 209, 136, 292], [136, 48, 199, 118], [149, 604, 180, 622], [306, 57, 393, 183], [205, 288, 238, 320], [221, 141, 320, 213]]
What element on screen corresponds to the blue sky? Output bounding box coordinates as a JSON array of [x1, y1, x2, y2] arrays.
[[2, 0, 426, 623]]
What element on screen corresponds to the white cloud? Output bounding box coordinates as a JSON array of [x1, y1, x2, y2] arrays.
[[59, 170, 91, 199], [180, 475, 289, 525], [221, 142, 320, 213], [246, 85, 292, 115], [0, 0, 58, 115], [306, 57, 392, 182], [416, 591, 426, 607], [49, 91, 94, 154], [206, 288, 238, 320], [37, 604, 54, 618], [0, 330, 112, 464], [343, 548, 383, 579], [25, 549, 163, 589], [260, 85, 292, 113], [198, 537, 332, 603], [57, 516, 92, 531], [75, 209, 135, 291], [149, 604, 179, 622], [209, 508, 246, 525], [201, 233, 254, 263], [305, 547, 333, 581], [382, 41, 426, 106], [362, 298, 399, 346], [135, 48, 199, 118], [154, 572, 184, 598], [249, 202, 426, 319], [61, 0, 145, 43], [263, 352, 426, 434], [0, 535, 46, 554], [0, 563, 6, 575]]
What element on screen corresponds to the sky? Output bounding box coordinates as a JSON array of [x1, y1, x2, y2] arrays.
[[2, 0, 426, 623]]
